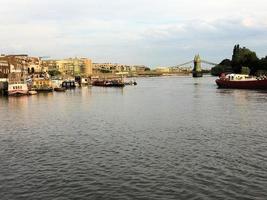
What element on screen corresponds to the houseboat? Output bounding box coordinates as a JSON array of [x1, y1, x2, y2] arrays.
[[92, 79, 125, 87], [62, 80, 77, 88], [31, 78, 53, 92], [7, 72, 29, 96], [216, 74, 267, 90], [8, 83, 28, 96]]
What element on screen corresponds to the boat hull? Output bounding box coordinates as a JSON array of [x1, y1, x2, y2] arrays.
[[216, 79, 267, 90], [28, 91, 37, 95], [54, 87, 66, 92], [8, 90, 28, 96], [34, 88, 53, 92], [8, 83, 28, 96], [92, 80, 125, 87]]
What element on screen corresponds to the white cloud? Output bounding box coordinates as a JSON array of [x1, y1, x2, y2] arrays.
[[0, 0, 267, 66]]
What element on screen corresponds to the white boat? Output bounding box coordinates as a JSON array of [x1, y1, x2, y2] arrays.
[[216, 73, 267, 89], [28, 90, 37, 95], [8, 83, 28, 96]]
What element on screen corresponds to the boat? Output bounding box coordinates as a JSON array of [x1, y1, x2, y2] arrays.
[[54, 87, 66, 92], [7, 72, 29, 96], [92, 80, 125, 87], [28, 90, 37, 95], [216, 74, 267, 90], [8, 83, 28, 96], [124, 80, 137, 86], [33, 87, 53, 92], [62, 80, 76, 88], [31, 78, 53, 92]]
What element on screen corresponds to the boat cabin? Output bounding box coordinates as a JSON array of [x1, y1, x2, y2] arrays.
[[225, 74, 256, 81], [62, 80, 76, 88], [32, 78, 52, 89]]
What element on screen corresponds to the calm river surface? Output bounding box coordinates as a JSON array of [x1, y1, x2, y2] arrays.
[[0, 76, 266, 200]]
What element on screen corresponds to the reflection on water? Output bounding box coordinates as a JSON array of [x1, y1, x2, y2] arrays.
[[0, 76, 267, 200]]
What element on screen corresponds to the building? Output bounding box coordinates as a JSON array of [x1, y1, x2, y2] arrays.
[[5, 55, 29, 74], [41, 60, 57, 72], [27, 57, 41, 73], [0, 55, 29, 83], [155, 67, 170, 73], [56, 58, 93, 77], [92, 63, 147, 74], [81, 58, 93, 76], [0, 56, 10, 78]]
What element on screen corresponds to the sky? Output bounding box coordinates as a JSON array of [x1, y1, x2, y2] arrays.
[[0, 0, 267, 67]]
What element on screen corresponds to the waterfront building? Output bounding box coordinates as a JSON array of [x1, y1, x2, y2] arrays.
[[0, 55, 29, 95], [27, 57, 41, 73], [92, 63, 148, 75], [134, 65, 150, 73], [0, 57, 10, 78], [155, 67, 170, 73], [80, 58, 93, 76], [0, 55, 29, 85], [0, 54, 47, 75], [56, 58, 93, 77], [4, 55, 29, 75], [56, 59, 74, 76], [42, 60, 58, 72], [93, 63, 129, 73]]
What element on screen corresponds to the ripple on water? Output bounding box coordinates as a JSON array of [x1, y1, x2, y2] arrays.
[[0, 77, 267, 200]]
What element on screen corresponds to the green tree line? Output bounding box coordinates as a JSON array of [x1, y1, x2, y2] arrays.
[[211, 45, 267, 76]]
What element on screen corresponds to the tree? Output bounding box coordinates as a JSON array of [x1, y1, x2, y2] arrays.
[[241, 67, 250, 75], [211, 59, 232, 76], [258, 56, 267, 71], [231, 44, 259, 74], [211, 44, 266, 76], [48, 70, 61, 77]]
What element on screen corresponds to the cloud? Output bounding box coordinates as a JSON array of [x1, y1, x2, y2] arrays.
[[0, 0, 267, 66]]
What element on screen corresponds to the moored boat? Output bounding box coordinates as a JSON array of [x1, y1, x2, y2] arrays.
[[124, 80, 137, 86], [54, 87, 66, 92], [33, 87, 53, 92], [31, 78, 53, 92], [62, 80, 76, 88], [28, 90, 37, 95], [216, 74, 267, 90], [92, 80, 125, 87], [8, 83, 28, 96]]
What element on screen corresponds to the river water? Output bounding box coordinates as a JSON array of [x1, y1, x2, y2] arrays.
[[0, 76, 266, 200]]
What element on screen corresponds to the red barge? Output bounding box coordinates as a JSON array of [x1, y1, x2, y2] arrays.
[[216, 74, 267, 90]]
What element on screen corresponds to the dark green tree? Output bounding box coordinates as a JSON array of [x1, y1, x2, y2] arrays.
[[231, 44, 259, 74], [211, 59, 232, 76], [48, 70, 61, 77]]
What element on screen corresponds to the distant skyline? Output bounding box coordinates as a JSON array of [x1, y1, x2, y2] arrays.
[[0, 0, 267, 67]]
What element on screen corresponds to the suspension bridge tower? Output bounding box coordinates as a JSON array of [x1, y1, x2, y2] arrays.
[[192, 54, 203, 77]]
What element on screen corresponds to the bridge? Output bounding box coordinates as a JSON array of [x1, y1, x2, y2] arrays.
[[171, 55, 218, 69], [171, 55, 218, 77]]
